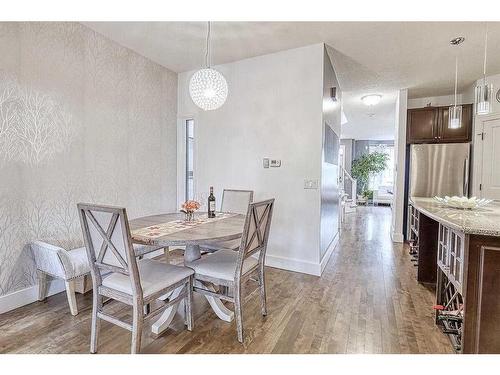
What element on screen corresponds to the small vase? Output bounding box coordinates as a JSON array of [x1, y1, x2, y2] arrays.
[[185, 211, 194, 222]]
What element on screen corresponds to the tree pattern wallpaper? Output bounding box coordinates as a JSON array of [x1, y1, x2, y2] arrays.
[[0, 22, 178, 297]]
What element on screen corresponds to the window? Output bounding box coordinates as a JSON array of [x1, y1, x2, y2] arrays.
[[185, 119, 194, 201], [368, 143, 394, 191]]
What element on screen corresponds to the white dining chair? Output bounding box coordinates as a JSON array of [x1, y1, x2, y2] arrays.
[[221, 189, 254, 214], [77, 203, 194, 354], [186, 199, 274, 343], [201, 189, 254, 252]]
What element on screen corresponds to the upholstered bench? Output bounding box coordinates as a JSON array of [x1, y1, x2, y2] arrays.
[[31, 241, 166, 315]]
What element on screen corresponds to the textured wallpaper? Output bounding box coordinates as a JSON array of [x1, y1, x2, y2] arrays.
[[0, 22, 178, 297]]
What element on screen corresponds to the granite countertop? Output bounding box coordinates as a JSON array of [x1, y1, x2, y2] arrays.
[[410, 197, 500, 237]]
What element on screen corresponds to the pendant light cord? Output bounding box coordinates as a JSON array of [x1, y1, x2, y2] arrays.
[[454, 56, 458, 107], [483, 22, 488, 82], [205, 21, 211, 68]]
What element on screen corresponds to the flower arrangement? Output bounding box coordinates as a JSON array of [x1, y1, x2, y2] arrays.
[[180, 200, 201, 221]]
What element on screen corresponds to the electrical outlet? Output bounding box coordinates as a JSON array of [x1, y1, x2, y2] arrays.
[[263, 158, 270, 168]]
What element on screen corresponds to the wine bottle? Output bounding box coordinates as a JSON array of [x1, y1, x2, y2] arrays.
[[208, 186, 216, 218]]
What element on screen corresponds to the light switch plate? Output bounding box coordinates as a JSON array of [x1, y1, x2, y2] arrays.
[[263, 158, 270, 168], [270, 159, 281, 167], [304, 179, 319, 189]]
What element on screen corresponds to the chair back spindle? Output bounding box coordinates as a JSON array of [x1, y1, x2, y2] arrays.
[[77, 203, 142, 298], [236, 199, 274, 276]]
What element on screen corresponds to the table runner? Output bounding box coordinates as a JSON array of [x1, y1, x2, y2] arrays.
[[131, 212, 238, 240]]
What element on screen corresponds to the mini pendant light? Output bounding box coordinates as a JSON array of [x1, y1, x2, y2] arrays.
[[475, 23, 493, 115], [449, 37, 464, 130], [189, 22, 228, 111]]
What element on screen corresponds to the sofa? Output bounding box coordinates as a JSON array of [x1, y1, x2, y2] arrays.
[[373, 185, 393, 206]]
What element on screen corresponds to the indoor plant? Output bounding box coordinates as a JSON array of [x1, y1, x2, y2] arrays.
[[351, 151, 389, 201]]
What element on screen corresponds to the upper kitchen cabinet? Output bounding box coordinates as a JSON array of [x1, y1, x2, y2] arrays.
[[407, 104, 473, 144], [438, 104, 473, 143], [407, 107, 438, 143]]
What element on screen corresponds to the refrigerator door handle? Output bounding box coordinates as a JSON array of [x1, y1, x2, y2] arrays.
[[463, 157, 469, 197]]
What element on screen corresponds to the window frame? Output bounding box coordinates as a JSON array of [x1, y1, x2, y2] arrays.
[[185, 119, 194, 201]]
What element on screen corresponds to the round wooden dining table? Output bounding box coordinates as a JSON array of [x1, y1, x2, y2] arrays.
[[129, 211, 246, 335]]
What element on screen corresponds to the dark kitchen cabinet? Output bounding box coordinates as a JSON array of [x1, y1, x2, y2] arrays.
[[407, 107, 438, 143], [438, 104, 472, 143], [407, 104, 472, 144]]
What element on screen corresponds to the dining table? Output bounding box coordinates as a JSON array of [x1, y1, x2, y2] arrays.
[[129, 211, 246, 335]]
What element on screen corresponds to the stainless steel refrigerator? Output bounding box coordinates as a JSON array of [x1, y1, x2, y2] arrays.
[[409, 143, 470, 198]]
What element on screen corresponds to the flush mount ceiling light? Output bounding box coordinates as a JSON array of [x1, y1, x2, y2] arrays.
[[189, 22, 228, 111], [475, 24, 493, 115], [449, 37, 464, 129], [361, 94, 382, 106]]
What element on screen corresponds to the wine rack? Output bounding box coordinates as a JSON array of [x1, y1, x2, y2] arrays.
[[408, 205, 419, 266], [435, 274, 464, 352], [437, 224, 465, 294], [436, 223, 466, 353]]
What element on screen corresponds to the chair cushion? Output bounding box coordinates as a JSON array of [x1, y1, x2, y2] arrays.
[[186, 250, 258, 281], [67, 247, 91, 278], [102, 259, 193, 298]]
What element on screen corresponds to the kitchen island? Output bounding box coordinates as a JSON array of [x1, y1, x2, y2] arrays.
[[409, 197, 500, 354]]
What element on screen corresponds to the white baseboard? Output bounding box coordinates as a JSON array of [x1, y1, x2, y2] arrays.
[[391, 231, 404, 243], [265, 234, 340, 277], [265, 254, 321, 276], [320, 233, 339, 274], [0, 279, 66, 314]]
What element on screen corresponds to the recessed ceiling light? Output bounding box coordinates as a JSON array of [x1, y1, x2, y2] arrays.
[[361, 94, 382, 106]]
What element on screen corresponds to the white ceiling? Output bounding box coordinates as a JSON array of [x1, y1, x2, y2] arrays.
[[84, 22, 500, 140], [340, 91, 398, 140]]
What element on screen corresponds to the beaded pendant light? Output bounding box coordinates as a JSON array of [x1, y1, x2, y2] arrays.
[[189, 22, 228, 111]]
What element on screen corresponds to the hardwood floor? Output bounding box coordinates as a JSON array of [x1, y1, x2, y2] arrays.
[[0, 206, 453, 354]]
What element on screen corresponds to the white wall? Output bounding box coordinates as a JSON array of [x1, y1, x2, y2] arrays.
[[178, 44, 331, 275], [391, 89, 408, 243], [320, 46, 342, 266]]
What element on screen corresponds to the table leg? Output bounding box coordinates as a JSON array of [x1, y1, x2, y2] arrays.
[[150, 286, 185, 335], [151, 243, 235, 335], [184, 244, 202, 263], [184, 244, 234, 322], [195, 280, 234, 322]]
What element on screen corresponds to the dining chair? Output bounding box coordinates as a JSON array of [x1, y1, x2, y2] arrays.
[[201, 189, 254, 252], [186, 199, 274, 343], [77, 203, 194, 354], [221, 189, 254, 214]]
